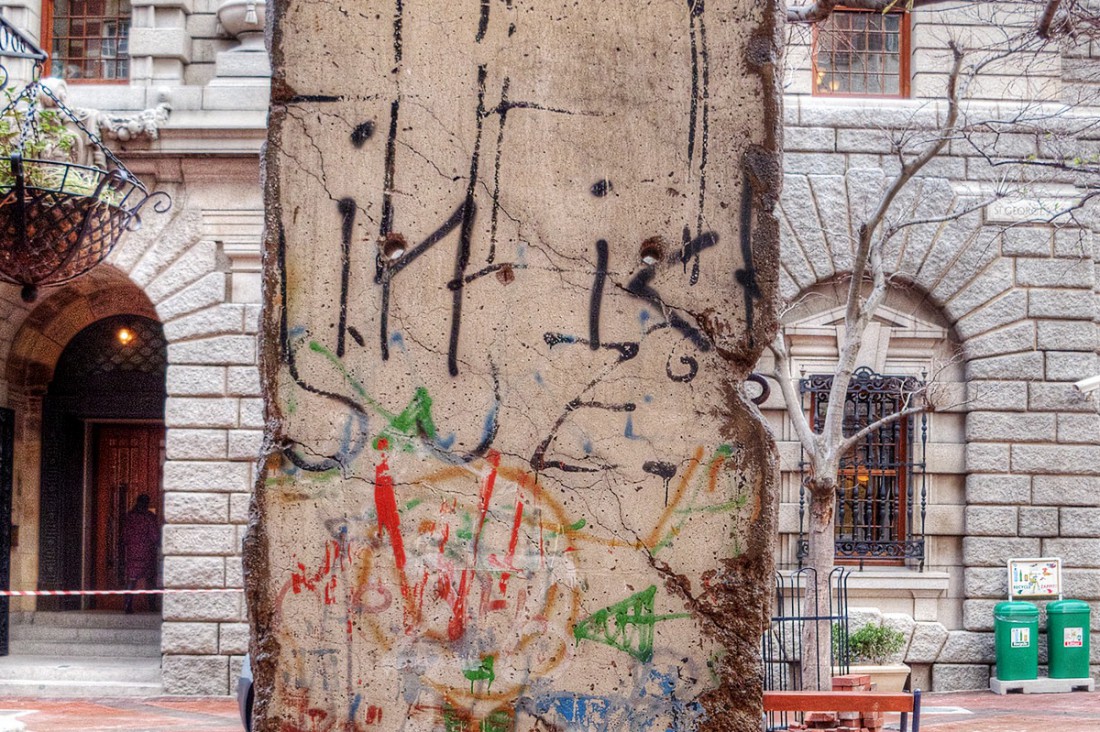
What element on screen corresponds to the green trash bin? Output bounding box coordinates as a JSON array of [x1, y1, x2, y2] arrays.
[[1047, 599, 1091, 679], [994, 601, 1039, 681]]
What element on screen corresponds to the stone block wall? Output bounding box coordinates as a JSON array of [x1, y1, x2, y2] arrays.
[[770, 87, 1100, 689]]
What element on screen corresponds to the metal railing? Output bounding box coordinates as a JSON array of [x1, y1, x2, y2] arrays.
[[761, 567, 851, 731]]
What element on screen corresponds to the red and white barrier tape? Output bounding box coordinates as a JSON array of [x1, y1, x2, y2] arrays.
[[0, 588, 244, 597]]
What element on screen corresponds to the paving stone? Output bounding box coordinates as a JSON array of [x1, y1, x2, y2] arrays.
[[1060, 507, 1100, 537], [1012, 444, 1100, 474], [966, 412, 1055, 443], [1036, 320, 1098, 352], [964, 568, 1008, 598], [163, 460, 251, 492], [165, 398, 239, 428], [166, 365, 227, 396], [1015, 257, 1095, 288], [1042, 538, 1100, 567], [1033, 475, 1100, 506], [218, 622, 250, 655], [166, 429, 228, 460]]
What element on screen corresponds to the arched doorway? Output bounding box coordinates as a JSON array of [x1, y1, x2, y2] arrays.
[[38, 315, 167, 611]]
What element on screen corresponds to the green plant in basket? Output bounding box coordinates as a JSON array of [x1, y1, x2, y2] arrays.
[[0, 90, 123, 206]]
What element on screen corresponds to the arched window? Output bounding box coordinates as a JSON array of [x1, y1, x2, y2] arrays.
[[43, 0, 132, 81]]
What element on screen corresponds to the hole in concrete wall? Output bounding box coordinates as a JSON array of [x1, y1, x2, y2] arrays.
[[380, 233, 407, 262], [640, 237, 666, 266]]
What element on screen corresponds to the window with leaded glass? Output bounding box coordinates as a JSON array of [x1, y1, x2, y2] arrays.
[[800, 367, 926, 566], [44, 0, 131, 81], [813, 8, 909, 97]]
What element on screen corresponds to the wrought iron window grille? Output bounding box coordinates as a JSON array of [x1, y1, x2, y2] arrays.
[[0, 15, 169, 303], [797, 366, 928, 569]]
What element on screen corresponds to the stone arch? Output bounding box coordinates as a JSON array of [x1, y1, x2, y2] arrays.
[[6, 266, 158, 397], [3, 266, 164, 613], [777, 170, 1005, 331]]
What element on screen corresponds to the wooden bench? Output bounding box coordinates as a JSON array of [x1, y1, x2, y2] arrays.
[[763, 689, 921, 732]]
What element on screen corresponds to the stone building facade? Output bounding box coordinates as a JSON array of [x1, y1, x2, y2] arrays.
[[0, 0, 1093, 696], [766, 3, 1100, 691]]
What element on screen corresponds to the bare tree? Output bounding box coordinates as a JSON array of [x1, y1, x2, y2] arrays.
[[773, 1, 1100, 690]]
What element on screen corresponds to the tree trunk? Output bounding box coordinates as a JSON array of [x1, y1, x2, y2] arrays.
[[800, 483, 837, 691]]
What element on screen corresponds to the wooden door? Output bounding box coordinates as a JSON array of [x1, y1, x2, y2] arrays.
[[91, 424, 164, 611]]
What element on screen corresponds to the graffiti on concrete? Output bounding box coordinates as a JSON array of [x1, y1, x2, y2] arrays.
[[253, 0, 781, 730]]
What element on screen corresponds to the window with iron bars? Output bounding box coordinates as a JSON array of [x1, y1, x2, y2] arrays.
[[812, 8, 910, 97], [798, 367, 927, 567], [43, 0, 131, 82]]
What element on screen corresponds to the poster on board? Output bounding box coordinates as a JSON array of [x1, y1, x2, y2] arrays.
[[1008, 558, 1062, 599]]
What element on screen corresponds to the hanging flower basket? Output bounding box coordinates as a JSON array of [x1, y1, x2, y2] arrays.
[[0, 155, 166, 302], [0, 48, 170, 302]]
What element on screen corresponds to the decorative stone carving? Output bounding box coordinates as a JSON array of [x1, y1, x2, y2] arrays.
[[217, 0, 266, 53], [39, 78, 171, 168]]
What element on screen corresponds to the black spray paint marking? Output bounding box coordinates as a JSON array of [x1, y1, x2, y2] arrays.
[[393, 0, 403, 65], [375, 204, 466, 361], [288, 95, 343, 103], [589, 240, 609, 350], [531, 399, 636, 474], [278, 223, 498, 467], [487, 77, 512, 264], [448, 262, 526, 291], [543, 333, 639, 362], [591, 179, 612, 197], [476, 0, 491, 42], [485, 82, 588, 265], [625, 262, 713, 352], [448, 64, 489, 377], [643, 460, 678, 506], [747, 373, 771, 405], [666, 354, 699, 383], [336, 198, 356, 357], [735, 171, 761, 347], [351, 121, 375, 148]]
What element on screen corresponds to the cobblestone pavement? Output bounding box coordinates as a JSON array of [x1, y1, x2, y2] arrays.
[[0, 690, 1096, 731], [0, 697, 240, 731], [915, 689, 1100, 731]]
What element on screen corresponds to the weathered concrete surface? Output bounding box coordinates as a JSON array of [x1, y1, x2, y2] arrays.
[[250, 1, 782, 730]]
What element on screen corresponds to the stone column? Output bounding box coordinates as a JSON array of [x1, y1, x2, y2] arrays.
[[252, 2, 783, 730], [129, 0, 192, 85]]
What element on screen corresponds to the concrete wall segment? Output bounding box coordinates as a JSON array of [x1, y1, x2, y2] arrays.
[[252, 0, 782, 728]]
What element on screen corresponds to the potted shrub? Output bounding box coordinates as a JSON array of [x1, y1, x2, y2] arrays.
[[839, 621, 911, 692]]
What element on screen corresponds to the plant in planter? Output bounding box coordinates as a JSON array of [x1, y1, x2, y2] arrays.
[[847, 622, 906, 665], [836, 621, 911, 692]]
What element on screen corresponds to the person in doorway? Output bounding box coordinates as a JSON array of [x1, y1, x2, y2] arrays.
[[122, 494, 159, 613]]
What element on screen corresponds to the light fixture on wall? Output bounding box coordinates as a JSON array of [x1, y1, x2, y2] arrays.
[[116, 327, 135, 346], [0, 17, 171, 304]]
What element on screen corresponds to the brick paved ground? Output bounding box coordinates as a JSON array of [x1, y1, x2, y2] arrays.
[[0, 690, 1095, 731], [0, 697, 240, 731]]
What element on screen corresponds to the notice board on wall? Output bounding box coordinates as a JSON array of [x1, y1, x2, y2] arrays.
[[1008, 558, 1062, 599]]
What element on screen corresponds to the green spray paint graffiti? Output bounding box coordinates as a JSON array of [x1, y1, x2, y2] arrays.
[[572, 586, 690, 663], [463, 655, 496, 693]]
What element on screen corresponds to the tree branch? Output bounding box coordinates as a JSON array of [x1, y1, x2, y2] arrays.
[[769, 335, 818, 456]]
